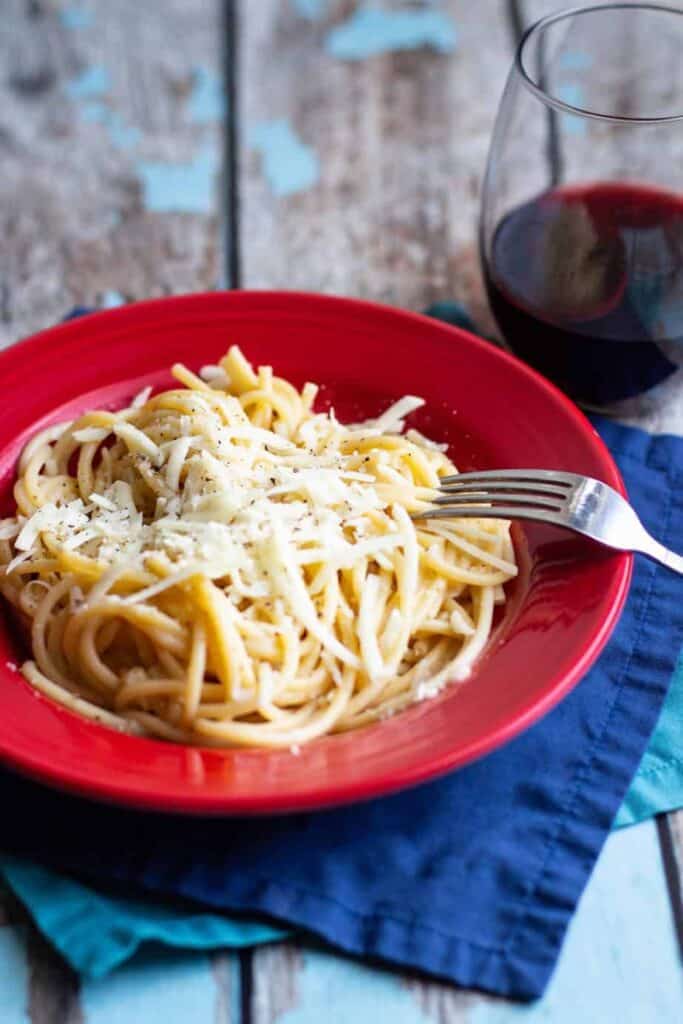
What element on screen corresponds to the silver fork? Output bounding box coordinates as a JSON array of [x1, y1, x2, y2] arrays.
[[414, 469, 683, 575]]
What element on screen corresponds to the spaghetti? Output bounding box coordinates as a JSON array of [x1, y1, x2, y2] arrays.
[[0, 346, 517, 748]]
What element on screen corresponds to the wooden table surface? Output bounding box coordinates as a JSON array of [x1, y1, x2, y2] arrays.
[[1, 1, 682, 1021]]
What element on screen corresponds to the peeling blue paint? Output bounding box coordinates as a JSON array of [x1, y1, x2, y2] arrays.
[[251, 120, 319, 197], [188, 67, 224, 124], [80, 101, 140, 150], [326, 5, 456, 61], [81, 949, 216, 1024], [66, 65, 110, 99], [107, 111, 141, 150], [81, 100, 108, 124], [561, 50, 593, 71], [137, 145, 219, 213], [557, 83, 587, 135], [277, 951, 432, 1024], [557, 83, 585, 109], [101, 290, 125, 308], [64, 58, 140, 152], [60, 6, 92, 30], [291, 0, 329, 20]]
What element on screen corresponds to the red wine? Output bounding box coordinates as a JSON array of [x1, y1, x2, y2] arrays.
[[485, 182, 683, 407]]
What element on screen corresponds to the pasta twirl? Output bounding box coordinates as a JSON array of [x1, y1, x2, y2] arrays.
[[0, 346, 518, 748]]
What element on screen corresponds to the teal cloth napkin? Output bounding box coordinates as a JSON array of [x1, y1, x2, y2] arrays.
[[0, 855, 287, 977], [2, 300, 681, 979], [615, 653, 683, 826]]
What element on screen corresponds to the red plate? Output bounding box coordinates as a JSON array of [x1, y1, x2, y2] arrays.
[[0, 292, 631, 814]]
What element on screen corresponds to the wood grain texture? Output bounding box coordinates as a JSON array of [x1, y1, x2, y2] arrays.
[[25, 925, 83, 1024], [0, 926, 31, 1024], [251, 944, 302, 1024], [240, 0, 511, 332], [665, 811, 683, 957], [0, 881, 77, 1024], [403, 977, 481, 1024], [212, 950, 241, 1024], [669, 810, 683, 869], [0, 0, 221, 352], [79, 949, 227, 1024], [0, 1, 225, 1018]]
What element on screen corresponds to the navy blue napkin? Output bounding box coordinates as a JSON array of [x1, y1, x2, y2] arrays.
[[1, 308, 682, 1000]]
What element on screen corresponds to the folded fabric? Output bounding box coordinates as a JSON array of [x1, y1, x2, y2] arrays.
[[1, 305, 682, 1000], [0, 853, 287, 978], [615, 651, 683, 826]]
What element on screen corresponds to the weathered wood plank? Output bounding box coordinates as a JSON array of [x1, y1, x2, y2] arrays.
[[1, 919, 241, 1024], [25, 925, 83, 1024], [2, 880, 85, 1022], [665, 810, 683, 957], [252, 942, 446, 1024], [251, 944, 302, 1024], [212, 950, 242, 1024], [0, 0, 221, 351], [669, 809, 683, 871], [0, 883, 83, 1024], [80, 949, 226, 1024], [0, 0, 224, 1018], [240, 0, 511, 332], [0, 926, 31, 1024]]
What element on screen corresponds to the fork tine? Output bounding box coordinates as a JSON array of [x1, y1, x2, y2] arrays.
[[438, 480, 569, 498], [413, 505, 566, 524], [438, 469, 578, 487], [430, 492, 565, 510]]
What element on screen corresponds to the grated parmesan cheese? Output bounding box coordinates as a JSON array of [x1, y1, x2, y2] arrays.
[[3, 377, 466, 688], [130, 386, 153, 409], [114, 423, 162, 463], [368, 395, 424, 434]]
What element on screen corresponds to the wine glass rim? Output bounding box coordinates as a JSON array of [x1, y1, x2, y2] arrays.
[[516, 2, 683, 125]]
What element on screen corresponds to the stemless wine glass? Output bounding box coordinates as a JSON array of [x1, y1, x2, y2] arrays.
[[480, 3, 683, 417]]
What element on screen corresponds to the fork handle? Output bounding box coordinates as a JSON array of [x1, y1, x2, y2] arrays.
[[638, 533, 683, 576]]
